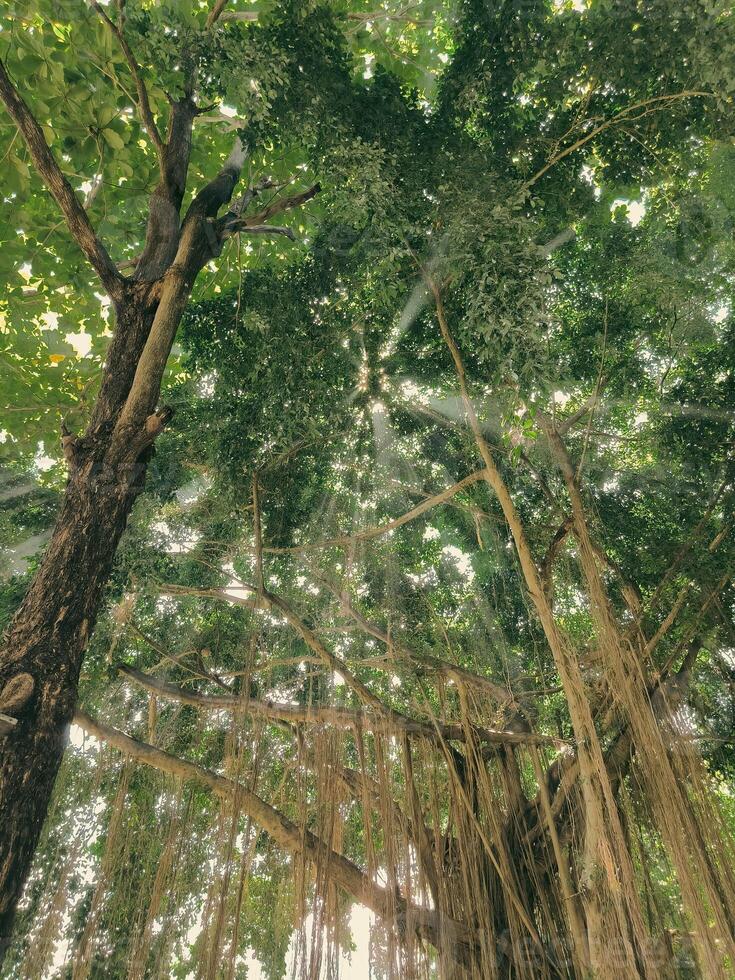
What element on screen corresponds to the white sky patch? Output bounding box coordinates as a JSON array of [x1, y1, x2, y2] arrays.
[[151, 520, 201, 555], [580, 164, 602, 200], [610, 197, 647, 226], [65, 330, 93, 358], [34, 442, 56, 472], [41, 310, 59, 331], [155, 596, 179, 616], [68, 723, 100, 751], [176, 473, 212, 508], [197, 371, 218, 397], [713, 304, 730, 324], [406, 567, 439, 588], [280, 907, 375, 980], [442, 544, 475, 583], [399, 378, 427, 404], [423, 526, 440, 541], [221, 562, 261, 604], [95, 291, 112, 323]]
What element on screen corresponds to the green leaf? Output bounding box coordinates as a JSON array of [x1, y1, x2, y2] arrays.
[[101, 128, 125, 150]]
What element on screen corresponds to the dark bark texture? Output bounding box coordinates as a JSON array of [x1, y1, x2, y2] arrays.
[[0, 299, 156, 958], [0, 49, 318, 952]]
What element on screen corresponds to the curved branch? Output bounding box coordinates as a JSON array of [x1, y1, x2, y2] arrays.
[[524, 91, 714, 188], [90, 1, 164, 156], [74, 709, 473, 956], [118, 664, 563, 747], [0, 60, 124, 300], [220, 183, 321, 240]]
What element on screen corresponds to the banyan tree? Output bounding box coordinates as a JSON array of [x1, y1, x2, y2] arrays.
[[1, 0, 735, 977]]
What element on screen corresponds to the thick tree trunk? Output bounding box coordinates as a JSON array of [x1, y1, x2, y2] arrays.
[[0, 62, 312, 952], [0, 299, 155, 958]]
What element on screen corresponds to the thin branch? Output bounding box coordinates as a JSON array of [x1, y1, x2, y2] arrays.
[[556, 391, 604, 435], [263, 470, 489, 554], [90, 0, 164, 156], [313, 574, 521, 710], [576, 299, 607, 481], [0, 60, 123, 300], [539, 516, 574, 605], [118, 664, 562, 747], [524, 91, 714, 189]]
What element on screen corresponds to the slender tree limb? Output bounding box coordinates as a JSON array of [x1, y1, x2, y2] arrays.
[[0, 60, 124, 300], [312, 574, 522, 713], [539, 516, 573, 605], [118, 664, 564, 747], [263, 470, 489, 554], [157, 576, 528, 721], [90, 0, 164, 156], [524, 91, 714, 188]]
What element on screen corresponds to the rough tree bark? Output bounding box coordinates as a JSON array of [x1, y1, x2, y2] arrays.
[[0, 52, 317, 958]]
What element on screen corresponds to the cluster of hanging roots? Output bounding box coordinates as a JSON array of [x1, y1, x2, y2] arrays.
[[11, 286, 735, 979], [14, 558, 735, 980]]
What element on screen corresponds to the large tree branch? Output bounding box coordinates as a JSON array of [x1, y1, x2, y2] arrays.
[[134, 98, 198, 281], [220, 183, 321, 239], [74, 709, 472, 956], [0, 60, 124, 301], [206, 0, 233, 28], [111, 140, 249, 454], [117, 663, 563, 747]]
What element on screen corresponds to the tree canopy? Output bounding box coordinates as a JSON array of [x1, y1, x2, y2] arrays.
[[1, 0, 735, 977]]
